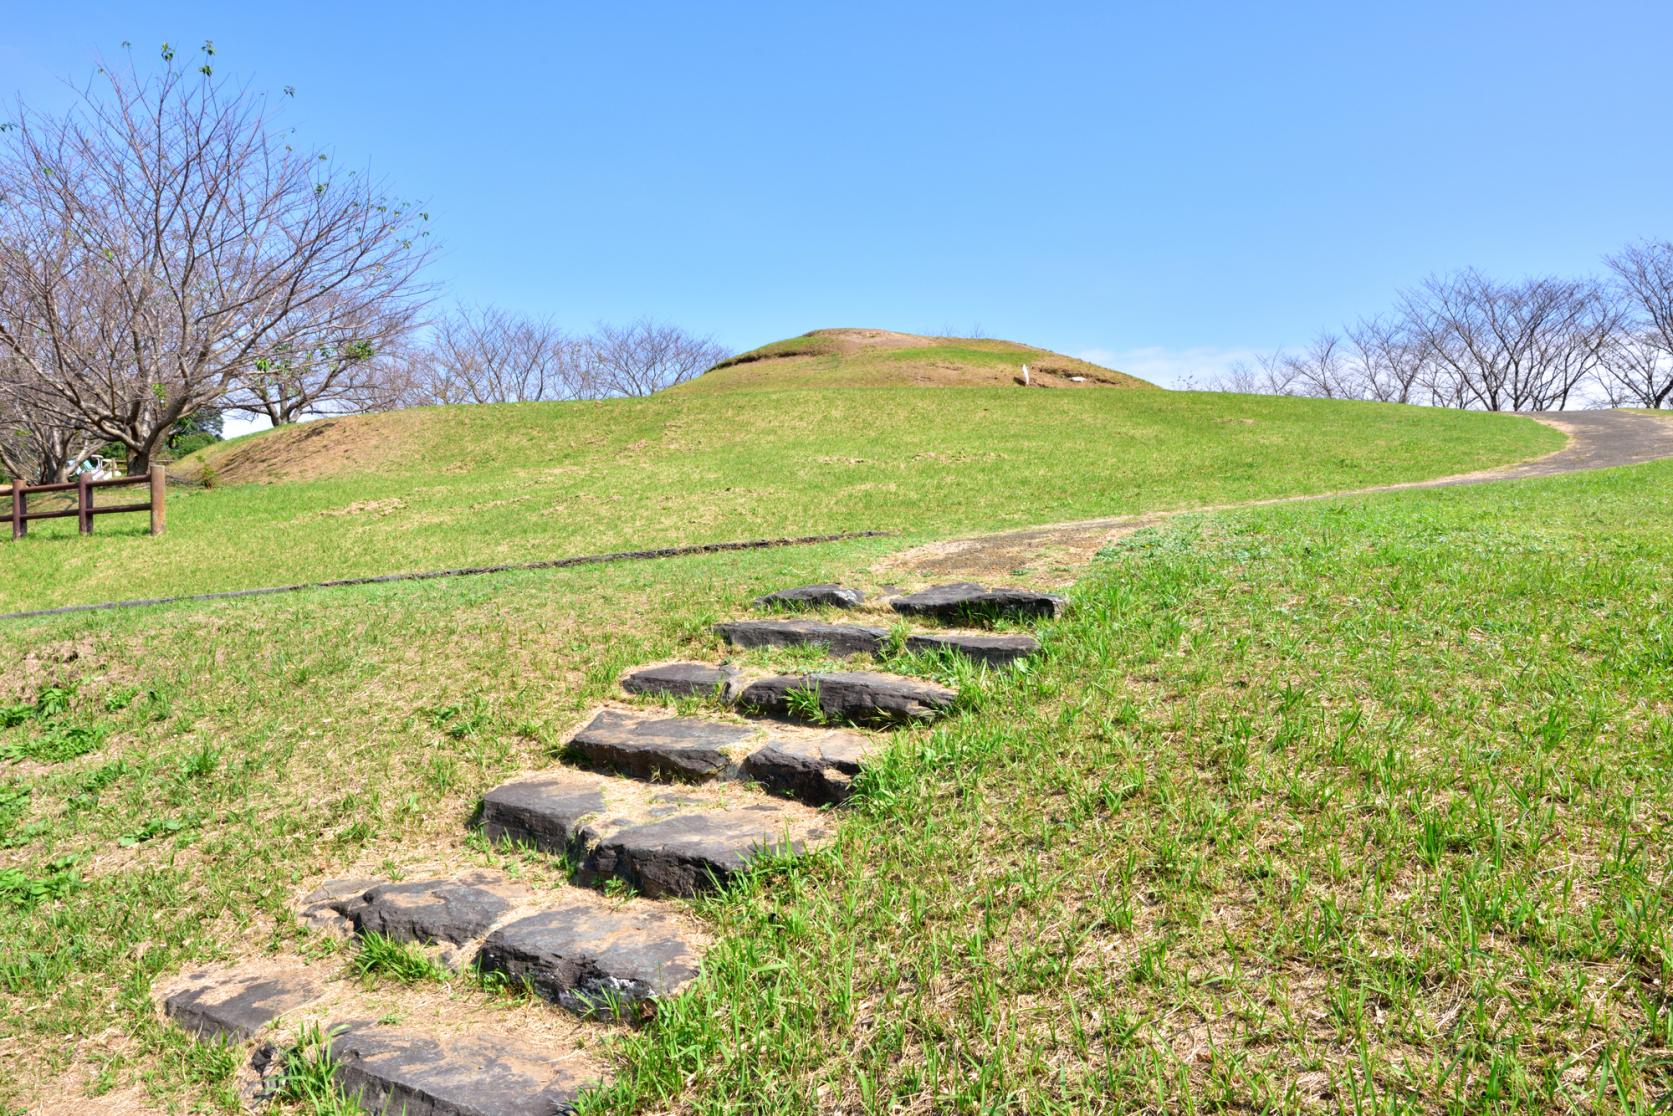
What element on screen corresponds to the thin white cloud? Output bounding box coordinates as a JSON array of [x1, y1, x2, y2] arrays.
[[1077, 345, 1266, 390]]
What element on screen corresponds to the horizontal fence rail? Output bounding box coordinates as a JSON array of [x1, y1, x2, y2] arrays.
[[6, 466, 166, 540]]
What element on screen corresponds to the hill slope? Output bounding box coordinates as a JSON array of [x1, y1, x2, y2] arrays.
[[681, 328, 1154, 392], [9, 386, 1559, 611]]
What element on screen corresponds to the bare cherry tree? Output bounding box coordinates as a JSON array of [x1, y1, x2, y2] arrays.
[[1343, 316, 1431, 404], [1597, 329, 1673, 409], [225, 294, 421, 425], [1398, 270, 1617, 411], [0, 358, 101, 483], [1603, 240, 1673, 408], [0, 45, 432, 472], [581, 319, 730, 397], [403, 305, 580, 405]]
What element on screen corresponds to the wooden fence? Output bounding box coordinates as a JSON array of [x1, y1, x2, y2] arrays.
[[6, 466, 167, 540]]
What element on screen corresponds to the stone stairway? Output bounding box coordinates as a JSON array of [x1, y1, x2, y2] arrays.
[[154, 580, 1059, 1115]]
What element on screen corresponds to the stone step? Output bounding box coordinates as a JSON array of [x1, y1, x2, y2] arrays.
[[739, 729, 873, 805], [568, 707, 756, 782], [620, 661, 743, 701], [327, 1020, 600, 1116], [158, 966, 610, 1114], [889, 581, 1066, 623], [565, 706, 875, 804], [482, 770, 835, 898], [754, 583, 865, 609], [904, 631, 1039, 667], [715, 618, 886, 657], [715, 618, 1039, 667], [300, 869, 708, 1019], [475, 896, 705, 1018], [162, 962, 326, 1042], [739, 670, 958, 726]]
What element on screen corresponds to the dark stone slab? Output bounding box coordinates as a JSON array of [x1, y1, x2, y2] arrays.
[[482, 773, 609, 858], [476, 901, 704, 1019], [621, 662, 742, 702], [739, 671, 957, 726], [345, 871, 527, 947], [904, 632, 1040, 667], [889, 582, 1066, 622], [714, 619, 887, 658], [328, 1021, 598, 1116], [568, 708, 751, 783], [299, 877, 384, 936], [753, 584, 866, 609], [741, 730, 875, 805], [164, 967, 324, 1042], [578, 805, 833, 898]]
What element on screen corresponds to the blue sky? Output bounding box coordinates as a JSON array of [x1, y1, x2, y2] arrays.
[[5, 1, 1670, 396]]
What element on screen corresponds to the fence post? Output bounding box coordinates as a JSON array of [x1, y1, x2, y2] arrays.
[[78, 471, 93, 535], [149, 466, 166, 536], [9, 478, 23, 541]]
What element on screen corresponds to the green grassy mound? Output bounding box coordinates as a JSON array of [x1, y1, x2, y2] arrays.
[[681, 327, 1155, 392]]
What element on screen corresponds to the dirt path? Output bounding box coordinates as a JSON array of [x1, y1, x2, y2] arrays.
[[877, 410, 1673, 586]]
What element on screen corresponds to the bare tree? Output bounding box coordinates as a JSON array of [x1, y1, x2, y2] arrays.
[[1280, 332, 1358, 398], [0, 358, 100, 483], [402, 305, 580, 405], [0, 45, 433, 472], [1597, 329, 1673, 409], [1210, 351, 1299, 396], [1604, 241, 1673, 408], [1343, 315, 1430, 404], [1398, 270, 1617, 411], [581, 319, 730, 397], [224, 294, 420, 424]]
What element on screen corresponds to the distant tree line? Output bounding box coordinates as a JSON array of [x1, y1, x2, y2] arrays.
[[0, 45, 728, 484], [1204, 243, 1673, 411]]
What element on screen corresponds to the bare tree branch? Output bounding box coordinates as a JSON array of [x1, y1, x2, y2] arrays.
[[580, 318, 729, 397], [1604, 241, 1673, 408], [0, 47, 434, 470]]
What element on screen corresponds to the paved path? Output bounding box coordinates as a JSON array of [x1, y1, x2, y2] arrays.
[[880, 410, 1673, 584]]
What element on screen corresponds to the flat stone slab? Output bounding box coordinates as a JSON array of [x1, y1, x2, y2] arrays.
[[889, 582, 1066, 622], [483, 772, 835, 897], [577, 800, 833, 898], [714, 619, 886, 658], [328, 1021, 599, 1116], [904, 631, 1039, 667], [739, 671, 957, 726], [569, 708, 753, 782], [621, 662, 743, 702], [163, 964, 325, 1042], [299, 877, 384, 937], [741, 729, 875, 805], [331, 871, 530, 947], [753, 583, 865, 609], [475, 896, 705, 1019], [482, 772, 610, 858]]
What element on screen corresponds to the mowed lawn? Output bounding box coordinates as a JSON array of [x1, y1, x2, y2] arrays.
[[0, 388, 1556, 612]]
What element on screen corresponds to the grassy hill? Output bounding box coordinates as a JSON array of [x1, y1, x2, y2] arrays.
[[5, 383, 1555, 613], [680, 328, 1155, 392], [0, 345, 1597, 1114]]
